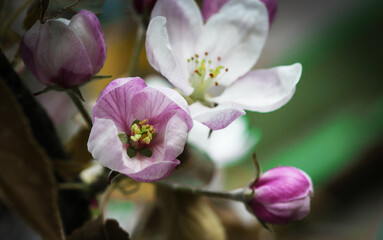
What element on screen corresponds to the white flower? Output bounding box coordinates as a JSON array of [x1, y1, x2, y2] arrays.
[[146, 0, 302, 130]]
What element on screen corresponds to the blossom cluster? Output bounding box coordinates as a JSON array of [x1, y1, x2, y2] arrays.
[[20, 0, 313, 226]]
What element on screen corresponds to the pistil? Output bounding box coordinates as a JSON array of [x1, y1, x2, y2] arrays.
[[187, 52, 229, 102]]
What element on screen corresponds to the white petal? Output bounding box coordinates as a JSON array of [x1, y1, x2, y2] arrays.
[[188, 117, 260, 167], [151, 0, 203, 82], [197, 0, 269, 86], [146, 17, 193, 95], [163, 113, 189, 160], [213, 63, 302, 112], [87, 118, 129, 172]]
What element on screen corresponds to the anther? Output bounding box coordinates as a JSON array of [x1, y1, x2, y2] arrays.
[[191, 57, 194, 60], [225, 68, 229, 72], [215, 82, 218, 86], [195, 54, 199, 58], [205, 52, 208, 56], [217, 57, 221, 61], [209, 73, 214, 78]]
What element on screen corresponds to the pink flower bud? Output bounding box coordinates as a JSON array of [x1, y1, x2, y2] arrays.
[[248, 166, 313, 224], [20, 10, 106, 88]]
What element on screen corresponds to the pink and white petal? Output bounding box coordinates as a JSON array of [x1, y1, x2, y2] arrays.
[[261, 0, 278, 24], [69, 10, 106, 74], [163, 113, 189, 160], [254, 166, 313, 203], [88, 118, 130, 172], [127, 159, 180, 182], [154, 86, 193, 130], [20, 22, 41, 79], [97, 77, 146, 103], [201, 0, 230, 22], [92, 78, 146, 131], [190, 102, 245, 130], [213, 63, 302, 112], [130, 87, 190, 130], [146, 17, 193, 95], [188, 117, 258, 167], [36, 20, 93, 87], [197, 0, 269, 86], [151, 0, 203, 81]]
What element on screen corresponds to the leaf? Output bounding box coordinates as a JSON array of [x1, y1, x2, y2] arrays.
[[67, 217, 130, 240], [54, 128, 93, 181], [163, 144, 215, 187], [0, 80, 64, 239], [41, 0, 106, 21]]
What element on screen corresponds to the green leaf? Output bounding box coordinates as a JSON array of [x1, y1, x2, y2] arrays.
[[0, 80, 64, 240], [41, 0, 106, 21]]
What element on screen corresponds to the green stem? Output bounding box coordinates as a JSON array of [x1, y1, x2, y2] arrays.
[[127, 24, 145, 76], [156, 182, 253, 202], [67, 90, 93, 128]]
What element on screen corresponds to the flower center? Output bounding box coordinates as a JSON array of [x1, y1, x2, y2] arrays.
[[130, 119, 156, 144], [118, 119, 156, 158], [187, 52, 229, 103]]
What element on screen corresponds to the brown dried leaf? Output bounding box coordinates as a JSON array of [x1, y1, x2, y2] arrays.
[[54, 128, 93, 181], [41, 0, 105, 21], [0, 80, 64, 240], [67, 217, 130, 240], [153, 186, 226, 240]]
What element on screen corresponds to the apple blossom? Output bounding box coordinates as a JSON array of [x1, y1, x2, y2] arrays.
[[20, 10, 106, 88], [87, 77, 193, 182], [248, 166, 313, 224], [202, 0, 277, 24], [146, 0, 301, 130]]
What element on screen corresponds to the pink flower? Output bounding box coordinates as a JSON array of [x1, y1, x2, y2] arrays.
[[202, 0, 277, 24], [248, 166, 313, 224], [20, 10, 106, 88], [87, 77, 193, 182], [146, 0, 301, 130]]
